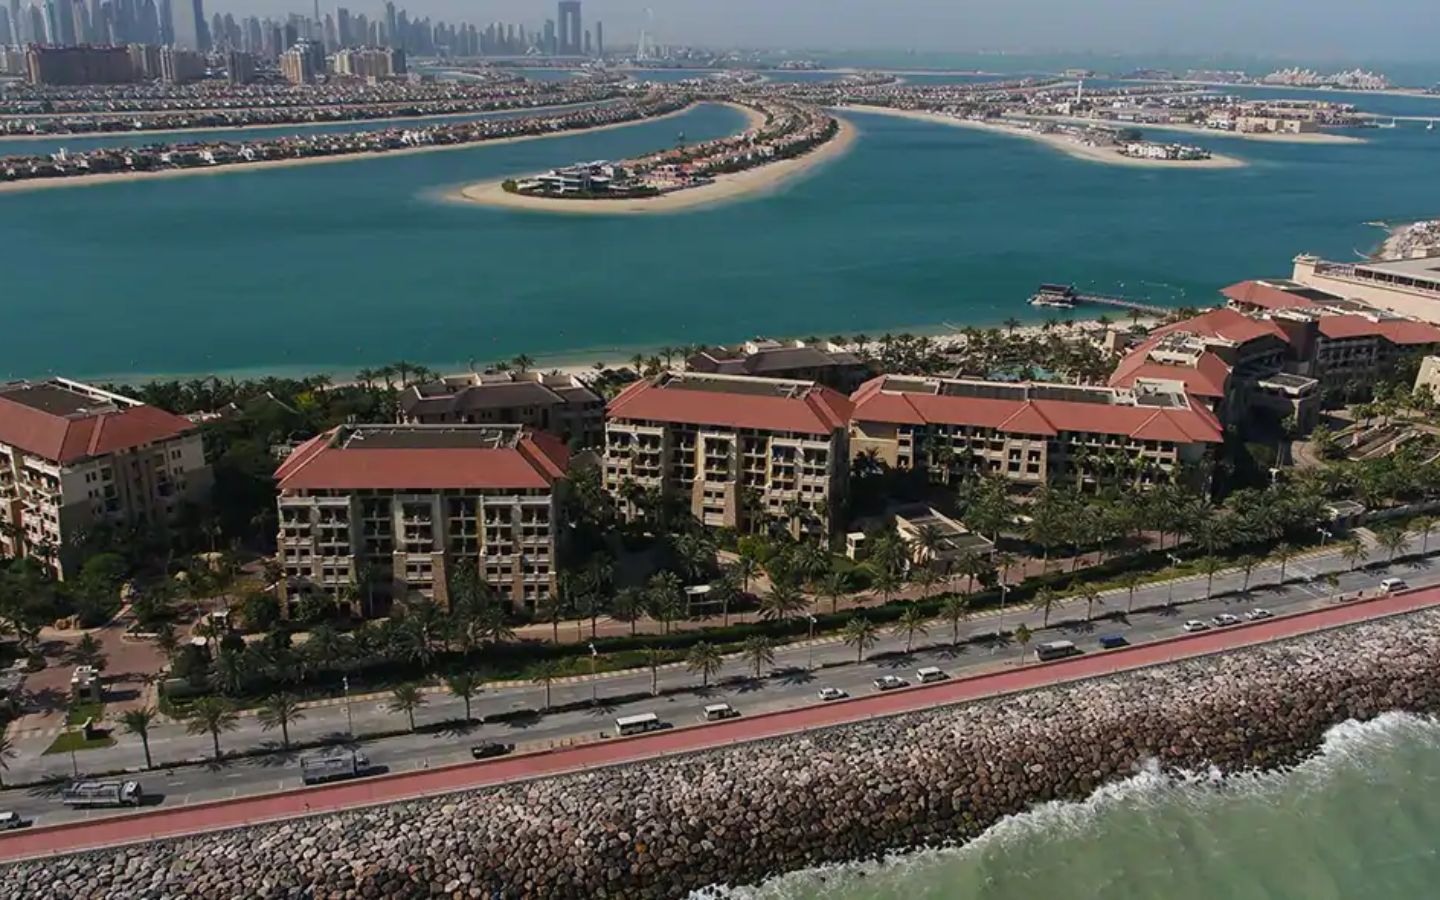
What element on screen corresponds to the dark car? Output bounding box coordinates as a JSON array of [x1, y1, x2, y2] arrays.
[[470, 742, 515, 760], [1098, 634, 1129, 650]]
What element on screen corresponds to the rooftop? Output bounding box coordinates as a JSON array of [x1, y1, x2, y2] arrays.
[[1355, 254, 1440, 281], [608, 373, 853, 436], [400, 372, 600, 417], [274, 424, 569, 492], [0, 378, 195, 464]]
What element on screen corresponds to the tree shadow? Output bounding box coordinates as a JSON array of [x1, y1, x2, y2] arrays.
[[500, 711, 541, 731], [1061, 621, 1097, 636], [585, 699, 620, 718], [24, 778, 68, 800], [22, 687, 67, 715], [774, 668, 815, 688], [428, 719, 480, 739], [873, 653, 916, 670], [248, 745, 301, 768]]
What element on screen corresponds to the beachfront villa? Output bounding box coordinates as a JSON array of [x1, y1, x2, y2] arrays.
[[1120, 141, 1213, 161]]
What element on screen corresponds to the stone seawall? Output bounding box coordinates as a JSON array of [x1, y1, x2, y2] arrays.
[[8, 609, 1440, 899]]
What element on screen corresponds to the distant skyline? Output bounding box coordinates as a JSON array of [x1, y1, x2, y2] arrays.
[[212, 0, 1436, 63]]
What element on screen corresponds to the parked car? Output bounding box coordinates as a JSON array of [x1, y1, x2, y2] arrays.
[[470, 742, 515, 760], [872, 675, 908, 691], [0, 811, 24, 830], [1245, 608, 1274, 621], [1380, 577, 1408, 594], [1098, 634, 1129, 649], [818, 687, 848, 702], [1212, 613, 1240, 627], [701, 703, 739, 721], [916, 667, 948, 684], [1183, 620, 1210, 633]]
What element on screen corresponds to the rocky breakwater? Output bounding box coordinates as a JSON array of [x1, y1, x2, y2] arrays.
[[8, 608, 1440, 899]]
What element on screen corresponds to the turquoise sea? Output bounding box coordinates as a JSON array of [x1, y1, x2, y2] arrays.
[[1, 87, 1439, 381], [704, 713, 1440, 900]]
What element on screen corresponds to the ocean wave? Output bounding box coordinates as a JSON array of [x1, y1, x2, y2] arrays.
[[693, 712, 1440, 900]]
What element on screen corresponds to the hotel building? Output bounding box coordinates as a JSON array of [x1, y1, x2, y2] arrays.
[[1292, 253, 1440, 324], [850, 375, 1222, 491], [0, 379, 211, 579], [273, 425, 567, 617], [684, 339, 871, 393], [604, 373, 853, 538], [398, 371, 604, 448]]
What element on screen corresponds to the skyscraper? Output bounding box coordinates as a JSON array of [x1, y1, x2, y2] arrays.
[[557, 0, 579, 55], [595, 21, 602, 57], [0, 7, 11, 45], [8, 0, 22, 42], [169, 0, 202, 49]]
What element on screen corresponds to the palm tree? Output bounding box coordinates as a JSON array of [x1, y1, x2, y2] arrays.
[[1198, 556, 1224, 600], [740, 636, 775, 679], [531, 661, 562, 710], [939, 594, 969, 646], [842, 617, 880, 663], [646, 571, 685, 635], [0, 733, 14, 787], [256, 693, 305, 749], [119, 707, 157, 770], [444, 672, 483, 723], [1003, 317, 1021, 334], [759, 582, 808, 623], [645, 648, 664, 697], [1236, 555, 1260, 592], [1032, 586, 1058, 627], [70, 632, 106, 671], [1117, 571, 1143, 614], [1013, 623, 1032, 660], [817, 569, 851, 616], [185, 697, 239, 761], [1272, 542, 1297, 584], [685, 642, 724, 687], [387, 683, 428, 732], [1342, 538, 1370, 572], [1377, 526, 1409, 563], [892, 606, 929, 654], [1416, 517, 1435, 555]]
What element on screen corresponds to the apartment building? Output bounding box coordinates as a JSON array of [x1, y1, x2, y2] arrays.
[[604, 373, 853, 539], [273, 425, 567, 617], [684, 339, 871, 393], [0, 379, 211, 579], [398, 371, 604, 447], [850, 375, 1222, 491]]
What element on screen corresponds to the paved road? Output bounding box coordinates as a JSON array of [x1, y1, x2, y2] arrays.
[[1, 580, 1436, 863]]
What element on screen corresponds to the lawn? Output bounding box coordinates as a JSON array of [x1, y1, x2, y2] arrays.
[[65, 702, 103, 727], [44, 730, 116, 755]]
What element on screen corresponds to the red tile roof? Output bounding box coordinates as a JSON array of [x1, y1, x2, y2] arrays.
[[1221, 280, 1321, 311], [607, 377, 853, 436], [274, 427, 570, 491], [0, 394, 195, 465], [1317, 315, 1440, 345], [1107, 339, 1232, 399], [850, 377, 1222, 444], [1151, 306, 1291, 345]]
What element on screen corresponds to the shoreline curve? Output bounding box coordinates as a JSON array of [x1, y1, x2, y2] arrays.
[[447, 106, 858, 215]]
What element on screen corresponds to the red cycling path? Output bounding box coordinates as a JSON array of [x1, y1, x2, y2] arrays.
[[4, 586, 1438, 863]]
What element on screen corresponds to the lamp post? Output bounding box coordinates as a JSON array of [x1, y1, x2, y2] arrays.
[[1166, 553, 1182, 607], [589, 642, 599, 704], [342, 675, 354, 737], [806, 616, 817, 670]]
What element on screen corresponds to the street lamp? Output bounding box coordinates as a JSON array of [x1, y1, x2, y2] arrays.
[[806, 616, 817, 670], [589, 642, 599, 703], [342, 675, 354, 737], [1166, 553, 1182, 607], [1317, 526, 1333, 545]]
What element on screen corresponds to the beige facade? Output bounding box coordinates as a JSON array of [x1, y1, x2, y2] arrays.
[[0, 379, 211, 579], [1293, 254, 1440, 324]]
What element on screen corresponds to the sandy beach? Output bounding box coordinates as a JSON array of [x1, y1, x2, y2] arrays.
[[0, 104, 699, 195], [844, 105, 1247, 169], [1030, 113, 1366, 145], [0, 99, 613, 144], [448, 105, 858, 215]]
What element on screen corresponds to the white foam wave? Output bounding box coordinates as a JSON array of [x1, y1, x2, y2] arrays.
[[692, 712, 1440, 900]]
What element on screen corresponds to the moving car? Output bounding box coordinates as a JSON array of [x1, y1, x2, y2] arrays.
[[614, 713, 666, 736], [817, 687, 848, 702], [916, 667, 948, 684], [470, 742, 515, 760], [1212, 613, 1240, 627], [872, 675, 908, 691], [1380, 577, 1408, 594], [300, 750, 371, 785], [1245, 608, 1274, 621], [1183, 620, 1210, 633], [701, 703, 740, 721], [1098, 634, 1129, 650], [0, 811, 24, 830], [1035, 640, 1081, 661], [60, 780, 144, 808]]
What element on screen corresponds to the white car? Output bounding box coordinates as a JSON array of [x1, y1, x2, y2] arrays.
[[1245, 608, 1274, 621], [817, 687, 848, 702], [872, 675, 908, 691], [0, 811, 22, 830], [1183, 620, 1210, 633], [1380, 578, 1408, 594], [1212, 613, 1240, 627]]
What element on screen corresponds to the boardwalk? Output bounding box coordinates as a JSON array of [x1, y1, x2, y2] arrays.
[[2, 585, 1436, 863]]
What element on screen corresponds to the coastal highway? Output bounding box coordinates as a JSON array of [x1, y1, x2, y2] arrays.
[[0, 538, 1435, 842]]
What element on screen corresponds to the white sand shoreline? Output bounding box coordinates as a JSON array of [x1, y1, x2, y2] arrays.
[[448, 105, 858, 215], [1029, 113, 1366, 145], [0, 104, 698, 195], [0, 99, 611, 144], [843, 105, 1247, 169]]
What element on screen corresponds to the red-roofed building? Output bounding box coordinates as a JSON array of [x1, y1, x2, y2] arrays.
[[1310, 314, 1440, 392], [0, 379, 210, 579], [850, 375, 1221, 491], [604, 373, 853, 538], [1222, 279, 1339, 314], [273, 424, 569, 617]]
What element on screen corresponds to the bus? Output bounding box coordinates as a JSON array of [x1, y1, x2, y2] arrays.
[[615, 712, 664, 736], [1035, 640, 1081, 662]]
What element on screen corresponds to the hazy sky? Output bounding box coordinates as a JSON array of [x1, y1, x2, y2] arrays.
[[235, 0, 1437, 62]]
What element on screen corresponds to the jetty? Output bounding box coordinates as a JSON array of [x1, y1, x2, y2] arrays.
[[1028, 282, 1170, 317]]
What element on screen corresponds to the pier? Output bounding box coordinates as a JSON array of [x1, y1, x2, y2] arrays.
[[1029, 283, 1171, 317]]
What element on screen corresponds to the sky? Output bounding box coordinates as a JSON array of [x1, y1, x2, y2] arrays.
[[228, 0, 1438, 64]]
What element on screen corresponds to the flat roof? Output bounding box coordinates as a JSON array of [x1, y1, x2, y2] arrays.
[[0, 382, 121, 418], [1356, 255, 1440, 281], [340, 426, 521, 451]]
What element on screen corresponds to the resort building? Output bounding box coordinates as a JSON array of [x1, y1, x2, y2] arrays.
[[0, 379, 211, 579], [684, 339, 871, 393], [399, 372, 604, 448], [850, 375, 1222, 491], [604, 373, 853, 539], [273, 425, 568, 618], [1292, 253, 1440, 324]]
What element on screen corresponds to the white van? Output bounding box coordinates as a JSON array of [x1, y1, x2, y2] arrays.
[[701, 703, 739, 721], [916, 667, 947, 684], [615, 712, 664, 736], [1380, 577, 1408, 594]]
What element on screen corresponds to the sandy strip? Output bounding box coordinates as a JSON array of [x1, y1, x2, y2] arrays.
[[844, 105, 1246, 169], [0, 104, 698, 195], [0, 99, 613, 143], [448, 106, 858, 215], [1029, 113, 1366, 145]]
